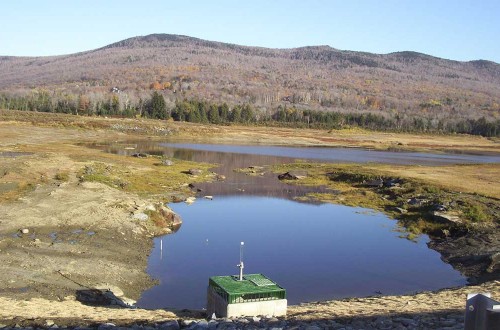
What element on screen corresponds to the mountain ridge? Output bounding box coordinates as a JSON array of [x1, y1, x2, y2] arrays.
[[0, 33, 499, 123]]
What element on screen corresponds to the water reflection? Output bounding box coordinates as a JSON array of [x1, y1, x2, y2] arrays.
[[137, 197, 466, 309], [89, 141, 471, 309], [89, 141, 333, 203]]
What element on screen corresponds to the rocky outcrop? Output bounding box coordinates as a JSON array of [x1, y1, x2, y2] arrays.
[[428, 227, 500, 283], [433, 211, 462, 224]]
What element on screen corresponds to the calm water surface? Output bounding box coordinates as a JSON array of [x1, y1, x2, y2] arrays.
[[137, 197, 465, 309], [102, 141, 476, 309], [160, 142, 500, 165]]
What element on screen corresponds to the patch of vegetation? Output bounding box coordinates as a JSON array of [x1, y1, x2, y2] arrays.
[[462, 202, 488, 223], [54, 171, 69, 181], [269, 162, 499, 239], [145, 209, 168, 228], [77, 155, 214, 198]]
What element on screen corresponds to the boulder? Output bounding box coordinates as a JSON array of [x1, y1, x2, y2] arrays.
[[383, 178, 401, 187], [157, 204, 183, 228], [278, 171, 307, 180], [185, 197, 196, 204], [162, 159, 174, 166], [188, 169, 202, 175], [364, 178, 383, 187], [215, 174, 226, 181], [408, 197, 428, 206], [433, 211, 461, 224], [487, 252, 500, 273]]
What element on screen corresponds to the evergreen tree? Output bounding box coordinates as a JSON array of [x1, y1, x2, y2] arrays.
[[145, 91, 168, 119]]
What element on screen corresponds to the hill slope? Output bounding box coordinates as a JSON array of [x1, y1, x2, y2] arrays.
[[0, 33, 499, 120]]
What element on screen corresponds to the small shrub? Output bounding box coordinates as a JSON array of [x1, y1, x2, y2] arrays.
[[462, 203, 488, 222], [54, 172, 69, 181]]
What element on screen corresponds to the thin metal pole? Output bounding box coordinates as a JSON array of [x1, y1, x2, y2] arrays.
[[238, 242, 244, 281]]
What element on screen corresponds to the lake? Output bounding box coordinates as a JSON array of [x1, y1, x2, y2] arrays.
[[92, 142, 486, 309]]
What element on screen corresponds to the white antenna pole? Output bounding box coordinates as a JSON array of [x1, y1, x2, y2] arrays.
[[238, 241, 245, 281]]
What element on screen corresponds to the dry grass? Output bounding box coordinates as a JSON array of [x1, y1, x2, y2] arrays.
[[1, 109, 499, 153], [270, 161, 499, 236], [366, 163, 500, 198]]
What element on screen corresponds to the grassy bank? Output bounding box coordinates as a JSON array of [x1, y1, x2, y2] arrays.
[[266, 162, 499, 239]]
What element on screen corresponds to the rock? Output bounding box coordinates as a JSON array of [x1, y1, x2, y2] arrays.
[[188, 169, 202, 175], [145, 204, 156, 211], [394, 207, 408, 214], [215, 174, 226, 181], [76, 289, 127, 306], [278, 171, 307, 180], [162, 159, 174, 166], [207, 320, 218, 330], [46, 320, 55, 327], [131, 153, 148, 158], [433, 211, 462, 224], [383, 178, 401, 187], [97, 323, 116, 330], [159, 320, 180, 330], [487, 252, 500, 273], [433, 204, 448, 212], [252, 316, 261, 323], [133, 213, 149, 221], [155, 203, 183, 229], [189, 320, 208, 329], [21, 228, 29, 234], [393, 317, 416, 327], [440, 319, 458, 327], [305, 326, 322, 330], [408, 197, 428, 206], [185, 197, 196, 204], [181, 320, 196, 327], [364, 178, 383, 187]]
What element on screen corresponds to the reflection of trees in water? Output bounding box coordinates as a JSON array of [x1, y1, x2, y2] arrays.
[[90, 141, 330, 204]]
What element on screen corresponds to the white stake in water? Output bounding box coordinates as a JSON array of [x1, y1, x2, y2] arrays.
[[238, 241, 245, 281], [160, 239, 163, 260]]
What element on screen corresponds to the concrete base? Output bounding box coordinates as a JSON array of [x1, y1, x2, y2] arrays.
[[207, 288, 287, 318]]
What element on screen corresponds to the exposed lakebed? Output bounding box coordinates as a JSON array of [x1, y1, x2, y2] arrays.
[[92, 142, 498, 309]]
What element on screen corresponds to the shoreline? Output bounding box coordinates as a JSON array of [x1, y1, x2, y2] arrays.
[[0, 281, 498, 328], [0, 112, 498, 327]]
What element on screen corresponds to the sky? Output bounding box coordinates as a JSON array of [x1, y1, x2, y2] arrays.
[[1, 0, 499, 63]]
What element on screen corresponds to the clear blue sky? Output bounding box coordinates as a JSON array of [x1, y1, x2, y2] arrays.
[[1, 0, 499, 63]]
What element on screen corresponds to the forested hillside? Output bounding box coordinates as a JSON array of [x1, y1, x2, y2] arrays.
[[1, 34, 499, 135]]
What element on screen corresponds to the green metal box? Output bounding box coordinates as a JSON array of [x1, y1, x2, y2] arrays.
[[208, 274, 286, 304]]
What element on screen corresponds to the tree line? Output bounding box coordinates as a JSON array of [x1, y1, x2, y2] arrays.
[[1, 91, 499, 137]]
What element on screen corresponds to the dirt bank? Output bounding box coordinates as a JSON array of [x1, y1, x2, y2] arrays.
[[0, 120, 211, 305]]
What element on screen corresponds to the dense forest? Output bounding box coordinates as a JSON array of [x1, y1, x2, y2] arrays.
[[1, 91, 498, 137], [0, 34, 499, 136]]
